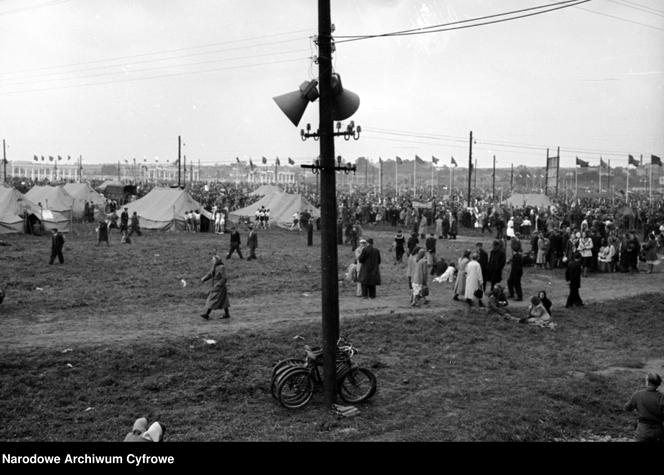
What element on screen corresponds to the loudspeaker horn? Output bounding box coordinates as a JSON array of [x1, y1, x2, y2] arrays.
[[331, 73, 360, 121], [273, 80, 319, 127]]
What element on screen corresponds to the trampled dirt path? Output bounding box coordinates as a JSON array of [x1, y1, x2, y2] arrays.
[[2, 239, 663, 350]]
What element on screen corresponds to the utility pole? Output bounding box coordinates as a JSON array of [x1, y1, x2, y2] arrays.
[[467, 131, 473, 207], [184, 155, 187, 187], [317, 0, 339, 409], [473, 158, 477, 190], [510, 163, 514, 193], [364, 158, 368, 188], [178, 136, 182, 187], [2, 139, 6, 183]]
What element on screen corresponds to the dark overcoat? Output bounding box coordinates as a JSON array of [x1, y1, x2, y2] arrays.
[[202, 262, 230, 310], [358, 246, 381, 286]]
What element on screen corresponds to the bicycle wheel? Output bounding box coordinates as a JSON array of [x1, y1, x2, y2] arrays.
[[271, 359, 305, 400], [337, 367, 376, 403], [276, 367, 314, 409]]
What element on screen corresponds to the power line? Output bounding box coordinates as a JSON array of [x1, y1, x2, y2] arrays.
[[575, 5, 664, 30], [609, 0, 664, 17], [0, 48, 310, 88], [0, 29, 311, 78], [616, 0, 664, 15], [335, 0, 591, 44], [0, 57, 307, 96]]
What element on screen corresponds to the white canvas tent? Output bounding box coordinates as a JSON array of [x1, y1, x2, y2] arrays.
[[506, 193, 551, 208], [229, 192, 319, 229], [63, 182, 106, 218], [123, 187, 211, 231], [0, 185, 69, 233], [25, 185, 76, 219], [249, 184, 282, 197]]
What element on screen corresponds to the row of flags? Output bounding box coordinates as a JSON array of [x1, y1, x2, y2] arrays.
[[575, 155, 662, 167], [33, 155, 72, 162]]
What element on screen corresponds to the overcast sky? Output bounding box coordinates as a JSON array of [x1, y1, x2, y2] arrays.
[[1, 0, 662, 169]]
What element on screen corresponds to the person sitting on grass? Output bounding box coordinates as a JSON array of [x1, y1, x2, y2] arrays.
[[124, 417, 165, 442], [486, 285, 514, 319], [433, 261, 456, 284], [522, 295, 555, 328], [537, 290, 552, 317]]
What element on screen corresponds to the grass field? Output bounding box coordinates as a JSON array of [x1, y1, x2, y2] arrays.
[[0, 222, 663, 441]]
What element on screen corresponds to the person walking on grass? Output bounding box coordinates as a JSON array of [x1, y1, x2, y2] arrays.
[[49, 228, 65, 264], [411, 248, 429, 307], [97, 219, 109, 247], [507, 246, 523, 301], [464, 252, 484, 307], [247, 224, 258, 260], [358, 237, 381, 299], [128, 211, 141, 237], [120, 208, 129, 234], [624, 372, 664, 443], [393, 229, 405, 263], [226, 226, 243, 259], [200, 255, 231, 320], [565, 251, 584, 308]]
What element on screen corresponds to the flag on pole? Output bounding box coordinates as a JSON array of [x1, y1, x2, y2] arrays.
[[451, 156, 457, 167], [57, 155, 63, 161], [276, 157, 281, 166], [262, 156, 267, 164], [431, 155, 439, 164], [288, 157, 295, 165], [599, 157, 607, 168], [576, 157, 589, 167], [628, 154, 640, 167], [250, 159, 255, 170], [67, 156, 71, 161], [395, 156, 403, 164], [652, 155, 662, 167], [414, 155, 425, 165], [33, 155, 38, 161], [49, 156, 54, 161], [41, 156, 44, 161], [236, 157, 240, 163]]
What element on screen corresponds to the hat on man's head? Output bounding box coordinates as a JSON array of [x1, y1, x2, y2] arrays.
[[359, 238, 367, 244]]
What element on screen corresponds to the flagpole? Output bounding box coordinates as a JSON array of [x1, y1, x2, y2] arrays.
[[395, 159, 398, 197], [575, 166, 578, 199], [626, 167, 629, 204], [598, 157, 602, 194], [413, 157, 417, 195], [430, 161, 434, 198], [649, 161, 652, 206]]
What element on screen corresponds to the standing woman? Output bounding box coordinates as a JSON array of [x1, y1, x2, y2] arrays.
[[200, 255, 230, 320], [577, 231, 594, 277], [453, 249, 471, 301], [643, 233, 660, 274]]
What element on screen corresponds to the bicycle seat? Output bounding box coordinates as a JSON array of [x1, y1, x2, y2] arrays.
[[304, 346, 322, 361]]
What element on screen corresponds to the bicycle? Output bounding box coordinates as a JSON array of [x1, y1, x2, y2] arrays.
[[271, 336, 377, 409]]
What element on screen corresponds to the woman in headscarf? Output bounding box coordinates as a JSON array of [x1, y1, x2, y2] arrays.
[[200, 255, 230, 320]]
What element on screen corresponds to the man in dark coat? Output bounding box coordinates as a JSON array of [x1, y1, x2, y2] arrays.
[[565, 252, 584, 308], [624, 372, 664, 442], [49, 228, 65, 264], [97, 219, 109, 247], [226, 226, 243, 259], [128, 212, 141, 237], [507, 248, 523, 301], [120, 208, 129, 234], [358, 238, 381, 299], [476, 242, 489, 291], [200, 255, 230, 320], [487, 240, 506, 291], [247, 224, 258, 260], [425, 233, 437, 275], [407, 231, 419, 255], [307, 221, 314, 246]]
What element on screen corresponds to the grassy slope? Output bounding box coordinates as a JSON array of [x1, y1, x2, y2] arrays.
[[0, 223, 662, 441]]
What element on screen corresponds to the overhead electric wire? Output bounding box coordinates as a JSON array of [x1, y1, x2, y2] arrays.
[[335, 0, 592, 44], [615, 0, 664, 15], [0, 57, 307, 96], [575, 5, 664, 30], [0, 47, 310, 88], [0, 29, 311, 78], [609, 0, 664, 17], [0, 0, 72, 16]]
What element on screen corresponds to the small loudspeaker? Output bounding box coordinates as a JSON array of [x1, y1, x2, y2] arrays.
[[273, 80, 319, 126]]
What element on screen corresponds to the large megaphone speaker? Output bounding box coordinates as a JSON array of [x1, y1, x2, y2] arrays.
[[273, 79, 319, 127], [331, 73, 360, 121]]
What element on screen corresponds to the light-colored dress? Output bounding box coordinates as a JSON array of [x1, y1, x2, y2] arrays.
[[464, 260, 484, 300], [453, 257, 469, 296]]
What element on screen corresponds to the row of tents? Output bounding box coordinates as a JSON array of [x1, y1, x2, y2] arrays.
[[1, 182, 320, 234]]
